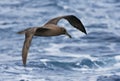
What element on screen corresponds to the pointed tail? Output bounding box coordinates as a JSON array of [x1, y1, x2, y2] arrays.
[[17, 28, 31, 34]]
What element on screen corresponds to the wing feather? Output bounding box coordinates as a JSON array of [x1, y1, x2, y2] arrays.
[[22, 29, 35, 66], [44, 15, 87, 34]]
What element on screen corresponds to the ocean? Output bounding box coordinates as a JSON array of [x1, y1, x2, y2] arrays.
[[0, 0, 120, 81]]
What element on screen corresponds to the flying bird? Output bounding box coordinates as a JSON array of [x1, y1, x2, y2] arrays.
[[17, 15, 87, 66]]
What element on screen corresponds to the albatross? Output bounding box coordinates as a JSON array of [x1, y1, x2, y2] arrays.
[[17, 15, 87, 66]]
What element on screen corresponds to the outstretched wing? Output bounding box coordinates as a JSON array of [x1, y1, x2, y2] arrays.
[[22, 28, 36, 66], [44, 15, 87, 34]]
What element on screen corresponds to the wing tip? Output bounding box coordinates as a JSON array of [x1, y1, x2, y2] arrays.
[[23, 63, 26, 67], [83, 28, 87, 34], [22, 59, 27, 67]]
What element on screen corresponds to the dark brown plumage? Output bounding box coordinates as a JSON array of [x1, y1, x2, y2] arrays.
[[18, 15, 87, 66]]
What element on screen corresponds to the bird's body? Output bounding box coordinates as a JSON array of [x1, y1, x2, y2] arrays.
[[18, 15, 87, 66], [35, 25, 65, 36]]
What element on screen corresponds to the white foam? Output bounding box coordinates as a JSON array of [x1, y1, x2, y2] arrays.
[[18, 74, 46, 81], [43, 43, 98, 62], [115, 55, 120, 61], [40, 59, 50, 66]]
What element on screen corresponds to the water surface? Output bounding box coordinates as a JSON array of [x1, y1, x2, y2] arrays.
[[0, 0, 120, 81]]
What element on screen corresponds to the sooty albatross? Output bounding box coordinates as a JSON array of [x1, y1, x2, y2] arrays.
[[17, 15, 87, 66]]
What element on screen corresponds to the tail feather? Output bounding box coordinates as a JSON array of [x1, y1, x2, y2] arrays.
[[17, 28, 31, 34], [17, 30, 26, 34]]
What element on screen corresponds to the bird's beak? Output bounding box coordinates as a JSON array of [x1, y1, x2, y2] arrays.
[[65, 32, 72, 38]]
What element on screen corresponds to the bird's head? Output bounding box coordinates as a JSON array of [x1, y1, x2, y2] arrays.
[[60, 27, 72, 38]]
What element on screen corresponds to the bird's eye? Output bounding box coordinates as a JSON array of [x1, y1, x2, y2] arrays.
[[63, 29, 66, 32], [61, 28, 66, 33]]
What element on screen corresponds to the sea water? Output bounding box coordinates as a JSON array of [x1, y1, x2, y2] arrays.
[[0, 0, 120, 81]]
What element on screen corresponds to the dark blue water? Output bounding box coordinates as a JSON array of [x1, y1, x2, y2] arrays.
[[0, 0, 120, 81]]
